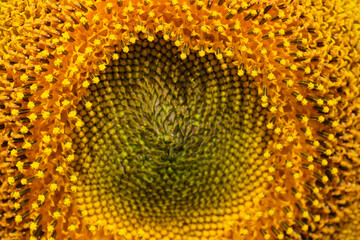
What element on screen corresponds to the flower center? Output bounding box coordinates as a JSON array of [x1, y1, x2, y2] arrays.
[[71, 33, 270, 238]]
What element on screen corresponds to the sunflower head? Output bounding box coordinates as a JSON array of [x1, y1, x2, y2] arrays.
[[0, 0, 360, 240]]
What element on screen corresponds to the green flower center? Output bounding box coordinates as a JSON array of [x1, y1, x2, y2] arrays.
[[72, 33, 269, 231]]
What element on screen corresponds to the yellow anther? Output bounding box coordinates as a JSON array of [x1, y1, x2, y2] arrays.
[[53, 211, 61, 219], [45, 74, 54, 82], [115, 23, 122, 30], [89, 225, 96, 232], [269, 106, 277, 113], [80, 17, 87, 25], [147, 34, 154, 42], [16, 92, 24, 100], [8, 177, 15, 185], [64, 198, 71, 206], [50, 183, 58, 191], [94, 39, 101, 46], [64, 22, 72, 30], [47, 225, 54, 233], [62, 99, 70, 106], [10, 149, 17, 156], [32, 202, 38, 209], [93, 15, 100, 24], [85, 47, 93, 54], [217, 26, 224, 33], [53, 127, 61, 135], [309, 164, 315, 171], [11, 109, 19, 116], [81, 210, 88, 216], [237, 69, 244, 76], [64, 142, 72, 149], [75, 120, 84, 128], [296, 94, 303, 101], [325, 149, 332, 156], [106, 34, 116, 41], [57, 46, 66, 55], [36, 171, 44, 178], [148, 11, 155, 18], [250, 27, 259, 35], [98, 64, 106, 71], [200, 25, 208, 32], [16, 161, 24, 170], [41, 90, 50, 99], [14, 202, 21, 210], [68, 224, 76, 231], [304, 67, 311, 74], [266, 122, 274, 129], [302, 116, 309, 124], [112, 53, 119, 60], [199, 50, 205, 57], [93, 77, 100, 84], [123, 45, 130, 52], [82, 80, 90, 88], [305, 128, 312, 136], [323, 106, 330, 113], [278, 11, 285, 18], [276, 143, 283, 150], [328, 134, 335, 141], [240, 45, 248, 52], [13, 192, 20, 199], [308, 82, 315, 89], [76, 55, 85, 65], [302, 224, 309, 231], [56, 166, 64, 174], [27, 101, 35, 109], [251, 70, 258, 77], [264, 151, 271, 158], [280, 59, 286, 65], [99, 220, 106, 227], [66, 154, 75, 162], [286, 227, 293, 235], [70, 175, 77, 182], [15, 215, 22, 223], [180, 53, 187, 60], [163, 34, 170, 41], [68, 110, 77, 118], [23, 141, 32, 149], [43, 135, 51, 143], [85, 102, 92, 109], [31, 161, 39, 169], [62, 32, 71, 41], [216, 53, 223, 60], [20, 74, 29, 82], [20, 126, 28, 134], [70, 185, 77, 192], [287, 79, 294, 87], [268, 72, 275, 80], [54, 59, 63, 67]]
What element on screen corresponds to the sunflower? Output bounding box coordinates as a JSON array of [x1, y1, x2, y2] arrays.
[[1, 0, 360, 239]]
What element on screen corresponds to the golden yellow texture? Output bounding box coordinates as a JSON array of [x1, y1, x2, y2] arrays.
[[0, 0, 359, 240]]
